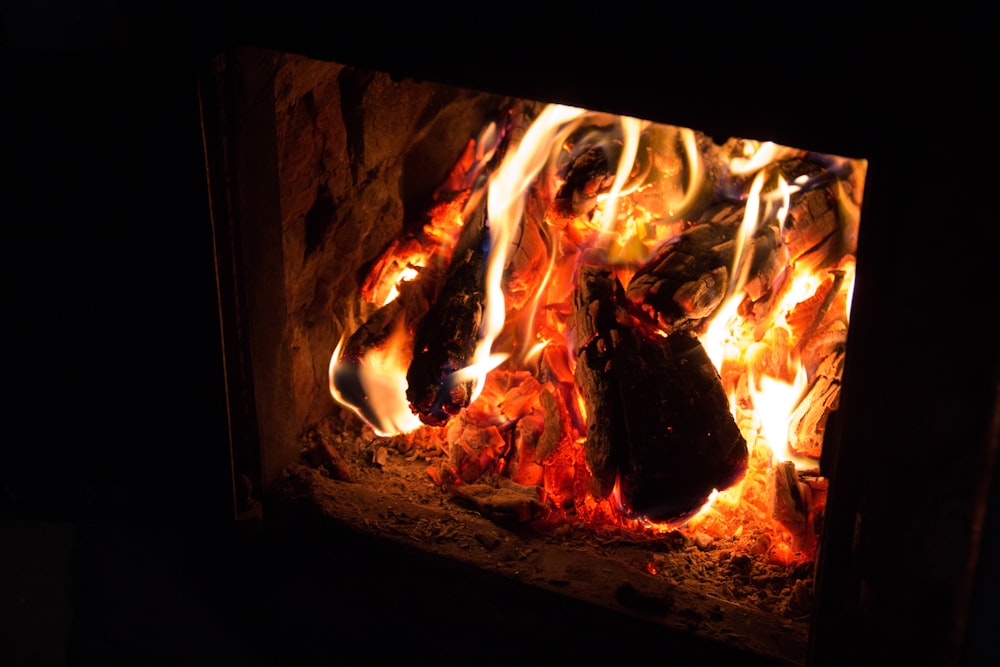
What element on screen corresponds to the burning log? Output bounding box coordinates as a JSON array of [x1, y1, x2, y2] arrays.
[[616, 329, 748, 522], [550, 142, 621, 223], [788, 350, 844, 460], [571, 266, 748, 521], [570, 265, 626, 498], [626, 155, 846, 335], [624, 205, 782, 335], [405, 195, 489, 426], [782, 183, 839, 268]]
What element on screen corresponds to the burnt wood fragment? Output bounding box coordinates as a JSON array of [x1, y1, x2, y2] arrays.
[[551, 143, 619, 221]]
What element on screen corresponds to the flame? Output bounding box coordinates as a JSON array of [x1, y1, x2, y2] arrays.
[[381, 266, 420, 307], [699, 293, 743, 375], [730, 169, 768, 298], [466, 104, 590, 401], [597, 115, 645, 237], [751, 365, 810, 467], [329, 323, 423, 437], [728, 140, 796, 176]]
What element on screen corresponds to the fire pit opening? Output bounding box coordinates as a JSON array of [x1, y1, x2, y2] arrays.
[[202, 46, 867, 665]]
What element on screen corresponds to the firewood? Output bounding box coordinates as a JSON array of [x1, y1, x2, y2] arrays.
[[769, 460, 806, 528], [788, 350, 844, 459], [625, 155, 848, 334], [614, 329, 748, 522], [625, 220, 733, 334], [405, 195, 489, 426], [783, 186, 839, 266], [550, 143, 620, 222], [570, 265, 748, 520], [569, 265, 626, 498]]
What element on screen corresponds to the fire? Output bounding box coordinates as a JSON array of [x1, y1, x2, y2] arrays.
[[327, 98, 865, 555], [328, 322, 422, 437]]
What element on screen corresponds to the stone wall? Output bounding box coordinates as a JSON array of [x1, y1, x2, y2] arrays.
[[271, 52, 508, 433]]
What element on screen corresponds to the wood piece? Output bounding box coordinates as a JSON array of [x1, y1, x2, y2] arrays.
[[614, 329, 748, 522], [570, 265, 748, 519], [569, 265, 626, 498], [405, 195, 489, 426], [444, 481, 546, 524], [788, 350, 844, 459], [626, 155, 846, 334], [304, 430, 353, 482], [769, 460, 806, 528], [551, 143, 619, 222], [783, 186, 839, 265], [625, 220, 734, 334]]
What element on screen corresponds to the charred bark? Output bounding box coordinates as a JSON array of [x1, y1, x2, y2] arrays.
[[625, 217, 735, 334], [624, 199, 787, 336], [615, 330, 748, 522], [571, 266, 748, 520], [570, 265, 626, 498], [405, 195, 489, 426]]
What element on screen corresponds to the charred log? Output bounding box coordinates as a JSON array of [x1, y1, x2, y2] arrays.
[[551, 143, 619, 222], [406, 195, 489, 426], [570, 265, 626, 498], [549, 126, 652, 226], [571, 266, 748, 520], [615, 330, 748, 522], [782, 183, 840, 268], [625, 217, 735, 334], [625, 200, 792, 335]]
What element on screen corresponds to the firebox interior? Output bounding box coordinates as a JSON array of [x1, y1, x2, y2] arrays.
[[204, 46, 868, 667]]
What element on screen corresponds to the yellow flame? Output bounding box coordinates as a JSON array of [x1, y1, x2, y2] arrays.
[[729, 169, 767, 299], [467, 105, 589, 401], [699, 294, 743, 374], [328, 327, 423, 437], [729, 141, 787, 176], [597, 115, 644, 236], [672, 127, 704, 220], [380, 266, 420, 307], [751, 364, 811, 468]]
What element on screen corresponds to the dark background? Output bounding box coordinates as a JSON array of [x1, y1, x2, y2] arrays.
[[3, 2, 999, 665]]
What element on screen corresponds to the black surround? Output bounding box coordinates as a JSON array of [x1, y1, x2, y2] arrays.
[[5, 4, 998, 666]]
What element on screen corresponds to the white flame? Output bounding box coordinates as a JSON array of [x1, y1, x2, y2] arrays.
[[466, 104, 590, 402], [752, 365, 812, 468], [598, 115, 644, 235]]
